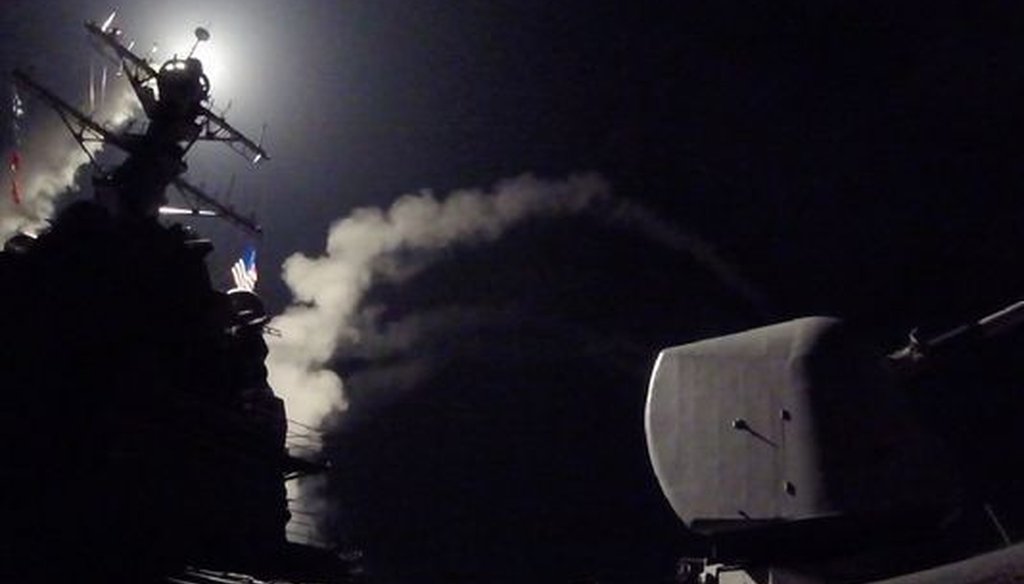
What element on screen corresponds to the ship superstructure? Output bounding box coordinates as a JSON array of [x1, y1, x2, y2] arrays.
[[1, 13, 346, 583]]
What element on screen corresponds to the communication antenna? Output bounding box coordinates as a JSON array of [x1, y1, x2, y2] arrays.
[[188, 27, 210, 59]]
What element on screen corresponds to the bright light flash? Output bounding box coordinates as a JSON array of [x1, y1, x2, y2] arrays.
[[160, 29, 231, 100], [159, 206, 217, 217]]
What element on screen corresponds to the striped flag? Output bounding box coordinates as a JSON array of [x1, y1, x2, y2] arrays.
[[230, 245, 258, 291]]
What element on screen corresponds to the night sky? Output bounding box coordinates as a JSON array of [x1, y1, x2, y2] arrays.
[[5, 2, 1024, 582]]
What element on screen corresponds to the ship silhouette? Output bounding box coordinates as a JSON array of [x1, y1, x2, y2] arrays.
[[1, 14, 351, 584]]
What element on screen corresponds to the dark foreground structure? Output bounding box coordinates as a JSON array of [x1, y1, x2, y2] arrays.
[[0, 205, 343, 582], [0, 15, 357, 582]]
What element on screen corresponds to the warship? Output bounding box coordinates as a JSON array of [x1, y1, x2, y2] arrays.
[[11, 11, 1024, 584], [1, 14, 348, 583]]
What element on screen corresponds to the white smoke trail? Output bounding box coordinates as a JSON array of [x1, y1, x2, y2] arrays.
[[266, 171, 767, 544], [267, 173, 610, 545], [266, 172, 610, 434], [599, 201, 772, 317], [0, 85, 138, 243]]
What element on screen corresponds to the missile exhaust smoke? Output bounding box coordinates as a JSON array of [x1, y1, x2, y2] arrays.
[[267, 173, 608, 431], [0, 85, 138, 242], [266, 172, 765, 544]]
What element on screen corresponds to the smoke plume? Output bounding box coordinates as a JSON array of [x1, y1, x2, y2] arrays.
[[265, 172, 610, 434], [0, 85, 137, 242], [267, 173, 767, 438], [266, 172, 767, 545], [267, 170, 774, 434]]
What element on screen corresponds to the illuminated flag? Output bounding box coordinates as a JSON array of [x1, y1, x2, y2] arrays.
[[230, 245, 258, 291]]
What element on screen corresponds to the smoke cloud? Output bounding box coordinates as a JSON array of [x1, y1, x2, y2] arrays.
[[0, 85, 137, 242], [267, 173, 611, 546], [266, 172, 766, 545], [267, 173, 767, 437], [266, 172, 610, 435]]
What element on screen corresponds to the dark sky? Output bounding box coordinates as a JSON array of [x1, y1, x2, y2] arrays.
[[6, 1, 1024, 582]]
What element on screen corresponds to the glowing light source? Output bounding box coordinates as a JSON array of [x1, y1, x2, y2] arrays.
[[155, 27, 232, 101]]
